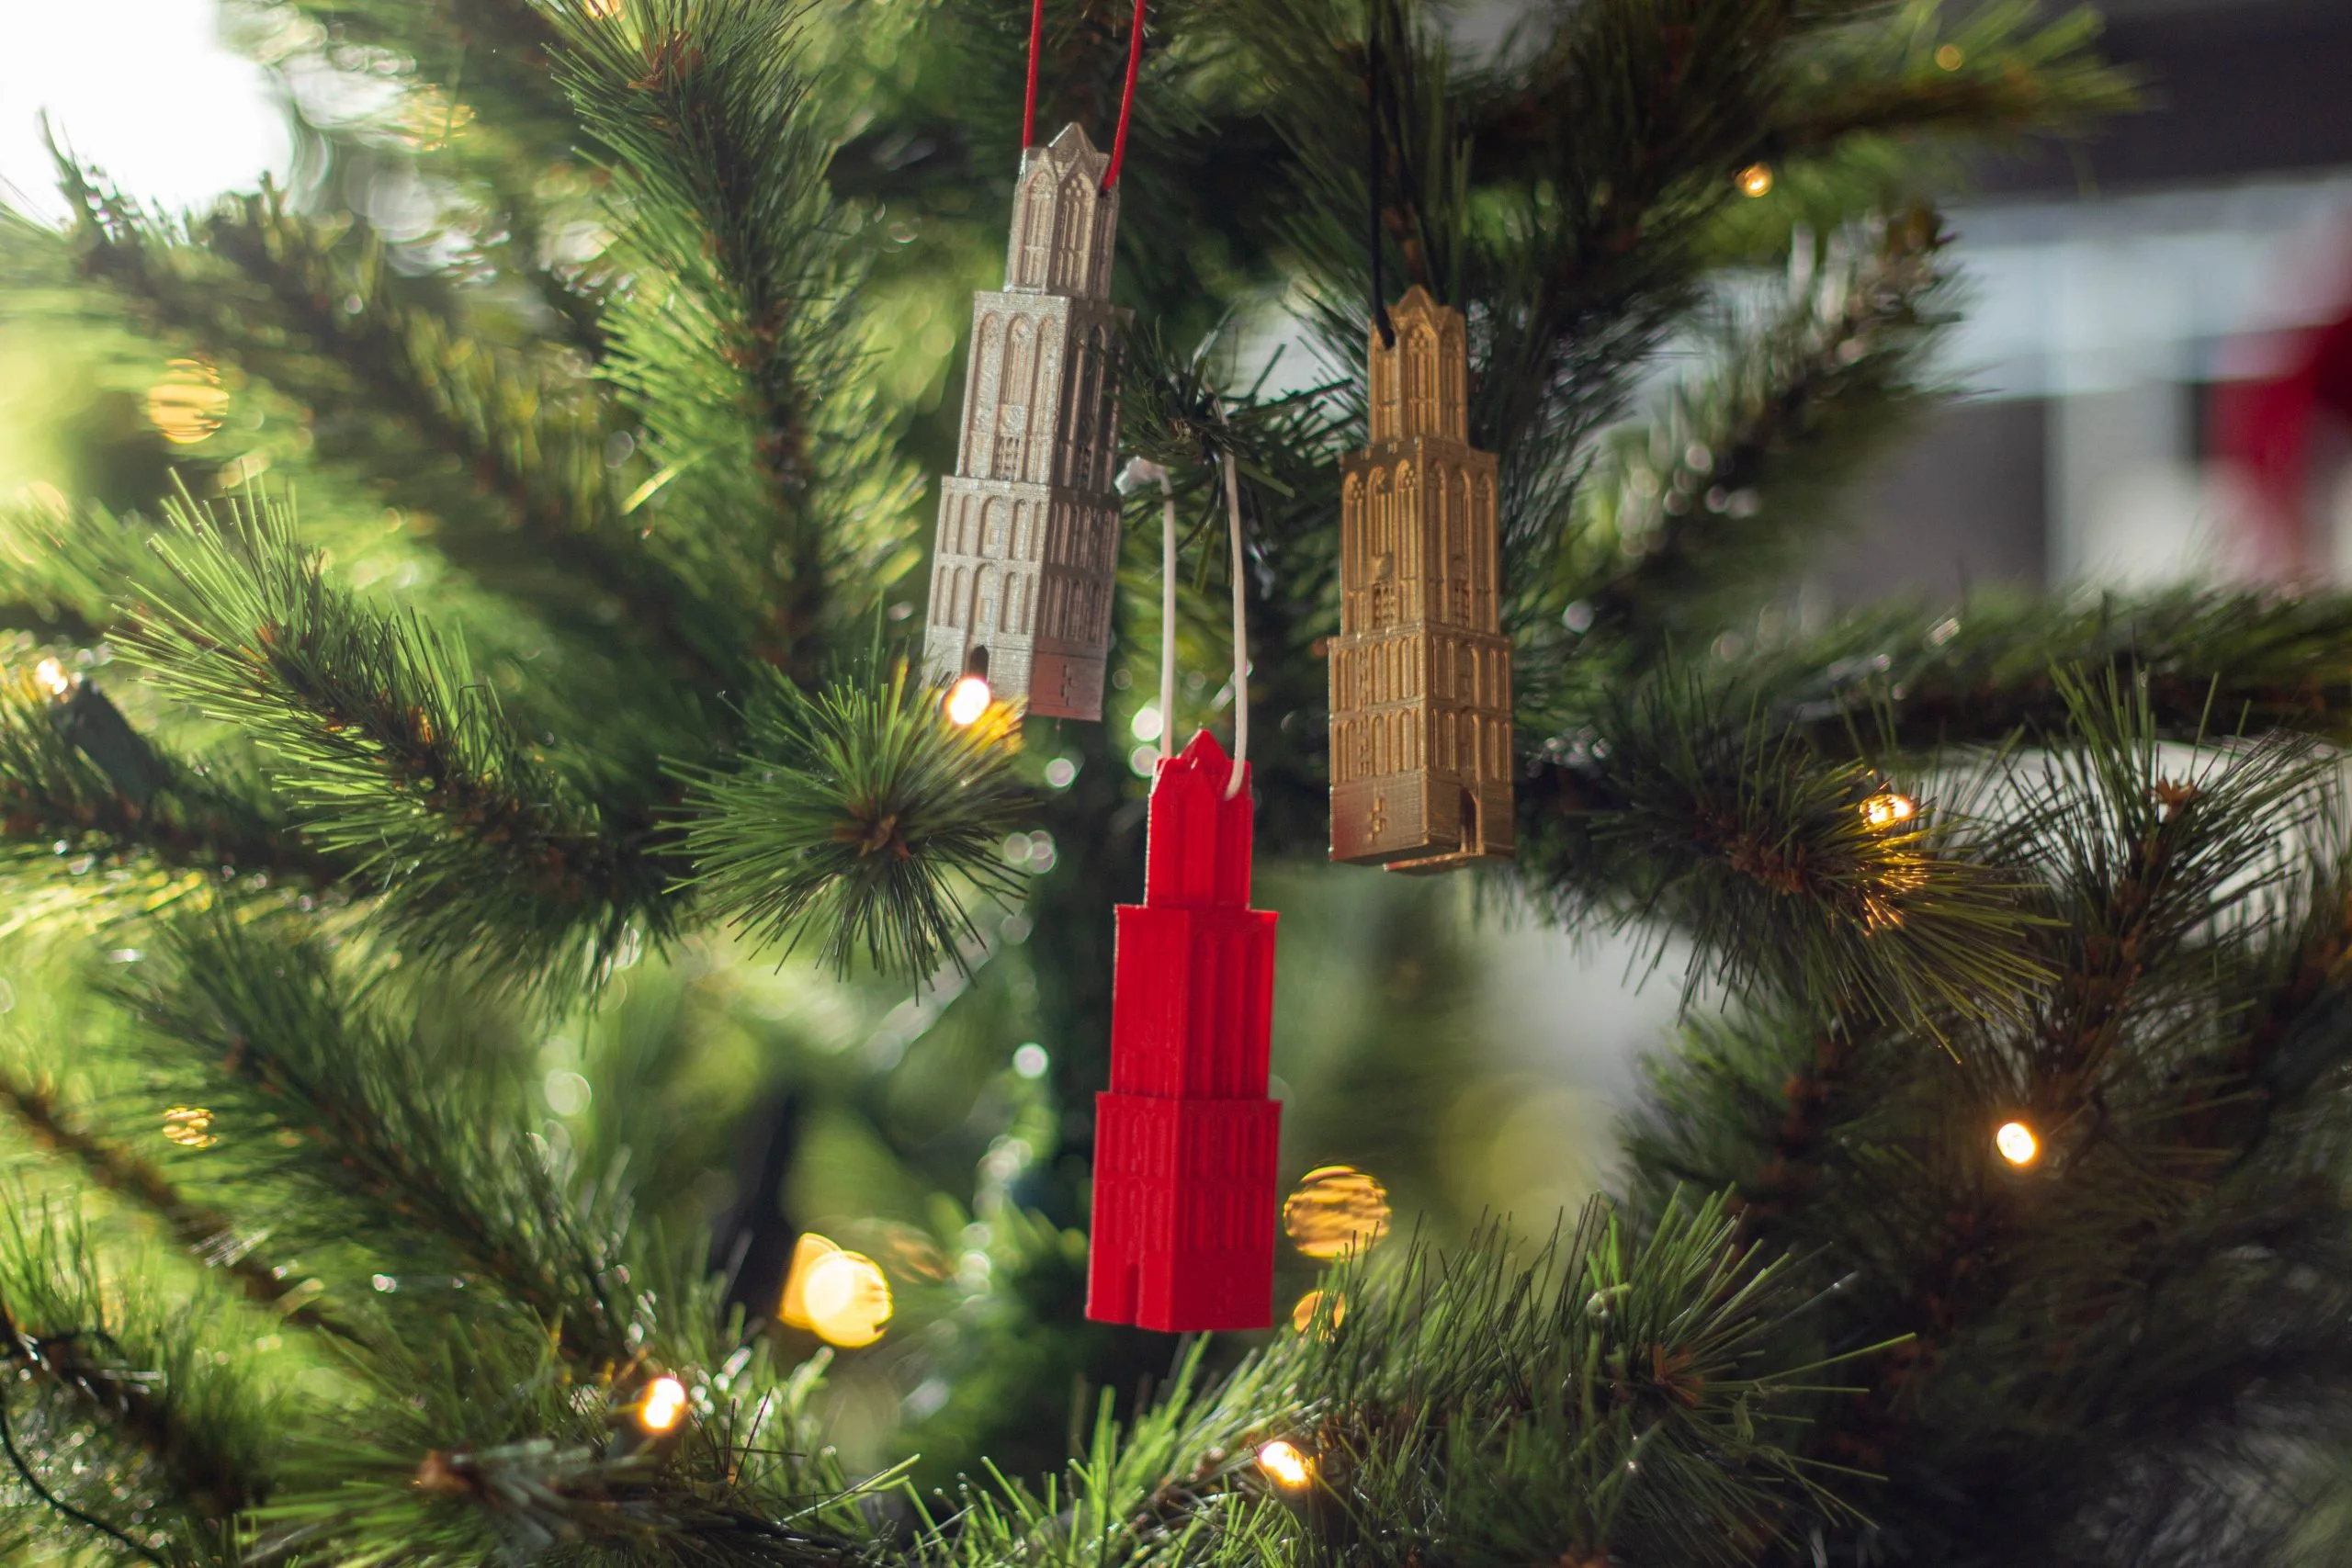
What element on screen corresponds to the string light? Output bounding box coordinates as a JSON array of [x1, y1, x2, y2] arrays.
[[1935, 43, 1966, 71], [1861, 792, 1918, 829], [944, 675, 991, 728], [636, 1374, 688, 1435], [32, 659, 74, 701], [1255, 1438, 1314, 1489], [161, 1106, 217, 1148], [1282, 1166, 1391, 1260], [145, 359, 228, 446], [1995, 1120, 2040, 1167], [1290, 1289, 1346, 1335], [1736, 162, 1776, 198], [779, 1234, 894, 1348]]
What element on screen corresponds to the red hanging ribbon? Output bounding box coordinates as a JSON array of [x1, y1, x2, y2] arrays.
[[1021, 0, 1046, 150], [1020, 0, 1148, 191], [1102, 0, 1148, 190]]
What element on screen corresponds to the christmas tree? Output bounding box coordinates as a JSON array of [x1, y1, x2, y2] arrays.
[[9, 0, 2346, 1562]]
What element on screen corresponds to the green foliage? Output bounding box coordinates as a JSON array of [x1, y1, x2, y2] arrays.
[[678, 662, 1029, 980], [917, 1201, 1854, 1568], [1627, 685, 2352, 1563], [126, 488, 674, 983]]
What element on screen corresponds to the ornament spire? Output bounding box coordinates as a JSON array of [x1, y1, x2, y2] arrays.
[[921, 125, 1130, 721]]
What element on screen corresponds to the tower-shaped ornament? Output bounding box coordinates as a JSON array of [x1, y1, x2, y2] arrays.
[[922, 124, 1131, 722], [1088, 730, 1282, 1332], [1329, 288, 1515, 871]]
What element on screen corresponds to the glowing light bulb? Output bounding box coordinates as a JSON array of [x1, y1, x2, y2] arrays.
[[801, 1249, 893, 1348], [161, 1106, 217, 1148], [1256, 1439, 1314, 1489], [1861, 792, 1918, 829], [780, 1234, 893, 1348], [145, 359, 229, 446], [1282, 1166, 1392, 1260], [1996, 1120, 2039, 1167], [1290, 1289, 1346, 1335], [1736, 162, 1775, 198], [637, 1374, 688, 1434], [32, 659, 73, 700], [944, 675, 991, 727]]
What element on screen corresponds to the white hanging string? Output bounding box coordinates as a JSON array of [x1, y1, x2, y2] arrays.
[[1116, 457, 1178, 762], [1218, 445, 1248, 799], [1118, 440, 1248, 797]]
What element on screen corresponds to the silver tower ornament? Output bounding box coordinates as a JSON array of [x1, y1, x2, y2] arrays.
[[922, 123, 1130, 722]]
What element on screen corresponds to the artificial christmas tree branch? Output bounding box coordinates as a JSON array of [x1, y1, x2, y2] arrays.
[[128, 491, 677, 981], [546, 0, 906, 687], [1764, 592, 2352, 759], [1560, 213, 1951, 660], [124, 915, 643, 1367], [0, 1206, 279, 1553], [677, 661, 1031, 981], [1521, 676, 2044, 1032], [53, 173, 740, 695], [0, 1065, 358, 1344], [0, 688, 353, 927]]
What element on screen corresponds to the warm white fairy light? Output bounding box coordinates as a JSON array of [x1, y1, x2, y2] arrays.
[[1736, 162, 1775, 198], [32, 658, 74, 700], [944, 675, 991, 728], [1862, 792, 1918, 829], [636, 1374, 689, 1434], [1996, 1120, 2040, 1168], [1256, 1438, 1314, 1488]]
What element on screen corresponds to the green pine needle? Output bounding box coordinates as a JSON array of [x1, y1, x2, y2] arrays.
[[677, 662, 1028, 983]]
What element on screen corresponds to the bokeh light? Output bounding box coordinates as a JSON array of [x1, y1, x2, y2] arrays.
[[1736, 162, 1775, 198], [161, 1105, 217, 1148], [1996, 1120, 2040, 1167], [1862, 792, 1918, 829], [1289, 1289, 1346, 1335], [32, 658, 73, 700], [1282, 1166, 1391, 1260], [636, 1374, 688, 1434], [779, 1233, 893, 1348], [944, 675, 990, 727], [145, 358, 228, 446], [1256, 1439, 1314, 1488]]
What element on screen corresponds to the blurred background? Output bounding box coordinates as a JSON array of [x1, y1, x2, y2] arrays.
[[4, 0, 2348, 1480]]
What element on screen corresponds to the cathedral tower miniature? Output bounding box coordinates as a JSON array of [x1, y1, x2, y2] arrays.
[[1329, 288, 1516, 870], [1088, 730, 1281, 1332], [922, 124, 1130, 722]]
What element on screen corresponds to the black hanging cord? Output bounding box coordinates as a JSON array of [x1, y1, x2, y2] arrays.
[[1367, 17, 1395, 347]]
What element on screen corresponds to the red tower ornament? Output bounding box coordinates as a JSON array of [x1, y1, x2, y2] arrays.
[[1087, 729, 1281, 1332]]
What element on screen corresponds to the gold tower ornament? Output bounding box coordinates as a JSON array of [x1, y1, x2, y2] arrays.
[[922, 123, 1131, 722], [1329, 288, 1515, 871]]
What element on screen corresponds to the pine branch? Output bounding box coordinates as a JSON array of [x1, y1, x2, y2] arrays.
[[676, 661, 1029, 983], [54, 170, 741, 692], [120, 915, 640, 1367], [1626, 687, 2352, 1564], [926, 1205, 1856, 1568], [1521, 671, 2046, 1035], [0, 1064, 358, 1346], [0, 1202, 277, 1551], [1761, 590, 2352, 759], [0, 671, 351, 919], [1770, 1, 2142, 155], [1555, 209, 1952, 663], [123, 489, 676, 983], [545, 0, 910, 684]]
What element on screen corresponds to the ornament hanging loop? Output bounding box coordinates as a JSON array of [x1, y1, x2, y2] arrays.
[[1021, 0, 1150, 194]]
